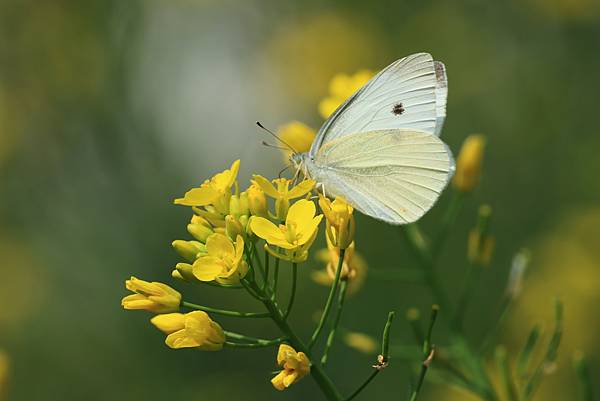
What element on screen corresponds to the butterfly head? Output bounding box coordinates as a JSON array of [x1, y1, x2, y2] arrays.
[[290, 152, 311, 178]]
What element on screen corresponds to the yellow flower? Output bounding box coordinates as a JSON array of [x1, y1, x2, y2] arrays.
[[247, 182, 268, 218], [277, 121, 316, 161], [151, 311, 225, 351], [344, 332, 377, 354], [271, 344, 310, 391], [174, 160, 240, 214], [122, 277, 181, 313], [319, 195, 355, 249], [318, 70, 373, 119], [312, 238, 367, 295], [192, 233, 248, 284], [253, 176, 315, 221], [187, 215, 215, 242], [250, 199, 322, 263], [453, 135, 486, 192]]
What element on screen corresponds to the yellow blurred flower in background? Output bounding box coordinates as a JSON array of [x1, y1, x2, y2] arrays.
[[277, 121, 316, 161], [318, 70, 373, 119], [122, 277, 181, 313], [192, 233, 248, 284], [261, 12, 382, 108], [271, 344, 310, 391], [253, 176, 315, 221], [250, 199, 322, 263], [343, 332, 377, 354], [453, 135, 486, 193], [151, 311, 225, 351], [312, 238, 367, 295]]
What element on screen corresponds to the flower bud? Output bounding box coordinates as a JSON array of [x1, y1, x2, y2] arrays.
[[454, 134, 486, 192], [247, 183, 268, 217], [122, 277, 181, 313], [151, 311, 225, 351], [187, 221, 214, 243], [174, 262, 198, 282], [319, 195, 355, 249], [225, 215, 244, 240], [172, 240, 205, 262], [229, 191, 249, 218]]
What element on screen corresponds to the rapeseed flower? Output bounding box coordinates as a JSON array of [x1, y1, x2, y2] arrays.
[[318, 70, 373, 119], [343, 332, 377, 354], [250, 199, 322, 263], [122, 277, 181, 313], [271, 344, 310, 391], [174, 160, 240, 215], [192, 233, 248, 284], [319, 195, 355, 249], [253, 176, 315, 221], [151, 311, 225, 351]]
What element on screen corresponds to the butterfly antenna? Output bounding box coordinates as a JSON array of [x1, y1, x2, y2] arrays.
[[256, 121, 298, 155], [261, 141, 290, 151]]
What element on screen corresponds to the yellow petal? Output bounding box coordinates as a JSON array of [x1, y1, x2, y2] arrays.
[[228, 159, 241, 187], [277, 344, 297, 366], [252, 175, 280, 199], [287, 180, 315, 199], [205, 233, 235, 259], [271, 371, 288, 391], [165, 330, 201, 349], [151, 313, 186, 334], [250, 217, 286, 243], [282, 371, 299, 388], [174, 187, 219, 206], [193, 256, 226, 281]]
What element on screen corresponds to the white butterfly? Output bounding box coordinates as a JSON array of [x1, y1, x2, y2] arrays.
[[291, 53, 454, 225]]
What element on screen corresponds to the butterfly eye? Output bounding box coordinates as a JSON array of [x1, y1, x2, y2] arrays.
[[392, 103, 405, 115]]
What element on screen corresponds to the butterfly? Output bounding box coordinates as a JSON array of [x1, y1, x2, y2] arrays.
[[290, 53, 454, 225]]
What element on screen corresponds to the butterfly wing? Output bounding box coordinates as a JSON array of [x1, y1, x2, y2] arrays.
[[312, 129, 454, 224], [310, 53, 448, 157]]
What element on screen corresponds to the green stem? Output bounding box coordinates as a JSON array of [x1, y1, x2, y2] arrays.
[[224, 330, 286, 346], [284, 262, 298, 320], [321, 280, 349, 365], [573, 352, 594, 401], [272, 256, 281, 299], [182, 301, 269, 318], [495, 346, 519, 401], [433, 191, 464, 258], [263, 247, 270, 291], [453, 262, 481, 329], [344, 312, 395, 401], [310, 248, 346, 349]]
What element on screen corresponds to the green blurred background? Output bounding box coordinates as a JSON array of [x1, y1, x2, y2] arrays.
[[1, 0, 599, 400]]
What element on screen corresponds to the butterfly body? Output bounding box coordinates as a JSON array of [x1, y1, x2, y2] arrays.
[[291, 53, 454, 225]]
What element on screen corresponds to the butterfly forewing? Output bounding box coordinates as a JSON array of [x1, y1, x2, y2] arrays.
[[310, 53, 448, 157]]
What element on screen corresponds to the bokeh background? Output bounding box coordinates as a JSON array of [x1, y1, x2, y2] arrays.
[[1, 0, 599, 400]]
